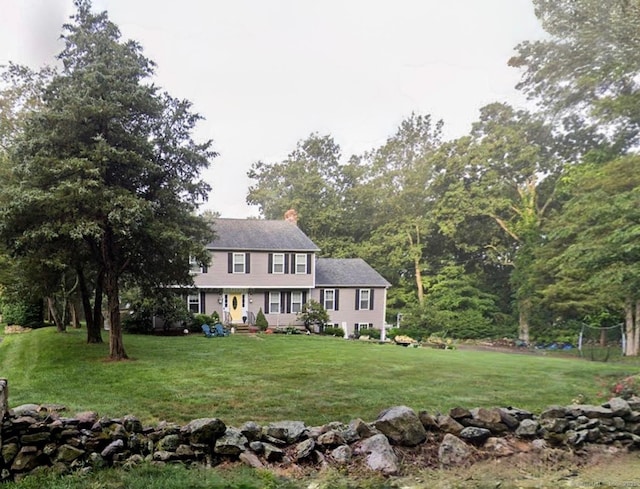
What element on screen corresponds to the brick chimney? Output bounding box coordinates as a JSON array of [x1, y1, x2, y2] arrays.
[[284, 208, 298, 225]]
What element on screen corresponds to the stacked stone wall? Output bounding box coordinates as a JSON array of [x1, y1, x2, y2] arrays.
[[0, 379, 639, 482]]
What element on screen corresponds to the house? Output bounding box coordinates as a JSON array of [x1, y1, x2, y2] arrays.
[[187, 217, 390, 336]]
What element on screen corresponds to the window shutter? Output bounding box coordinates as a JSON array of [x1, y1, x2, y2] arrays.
[[202, 264, 208, 274], [335, 289, 340, 311], [227, 253, 232, 273], [302, 291, 307, 304], [320, 289, 325, 305], [355, 289, 360, 310], [284, 254, 289, 274], [369, 323, 373, 328], [200, 291, 206, 314], [290, 253, 296, 274], [268, 254, 273, 274], [245, 253, 251, 273], [286, 292, 292, 313], [280, 292, 286, 314], [307, 254, 312, 274], [370, 289, 374, 310], [264, 292, 270, 314]]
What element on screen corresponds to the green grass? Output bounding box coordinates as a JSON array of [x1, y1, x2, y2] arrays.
[[0, 327, 637, 426]]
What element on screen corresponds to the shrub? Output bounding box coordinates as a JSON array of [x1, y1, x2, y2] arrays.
[[255, 308, 268, 331], [190, 313, 221, 332], [0, 298, 43, 327], [322, 326, 345, 337]]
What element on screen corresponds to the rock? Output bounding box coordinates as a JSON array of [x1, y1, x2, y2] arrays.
[[438, 433, 474, 467], [374, 406, 427, 446], [181, 418, 226, 445], [516, 419, 539, 437], [11, 404, 40, 417], [175, 444, 195, 458], [349, 418, 376, 439], [449, 406, 472, 420], [498, 410, 520, 430], [153, 450, 173, 462], [239, 421, 262, 441], [606, 398, 632, 418], [10, 447, 43, 472], [437, 415, 464, 435], [123, 415, 143, 433], [418, 411, 439, 431], [483, 437, 514, 457], [531, 439, 547, 450], [567, 404, 613, 419], [88, 452, 105, 468], [262, 442, 284, 462], [54, 444, 85, 463], [100, 439, 124, 458], [76, 411, 99, 427], [294, 438, 315, 461], [459, 426, 491, 443], [249, 441, 263, 453], [239, 451, 264, 468], [214, 427, 248, 456], [2, 443, 19, 465], [330, 445, 352, 464], [157, 434, 180, 452], [262, 421, 307, 443], [355, 434, 398, 475], [20, 432, 51, 444], [541, 417, 569, 433], [540, 406, 566, 419], [317, 430, 346, 446], [501, 406, 535, 421]]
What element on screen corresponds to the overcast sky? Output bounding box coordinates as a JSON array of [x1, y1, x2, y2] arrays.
[[0, 0, 545, 218]]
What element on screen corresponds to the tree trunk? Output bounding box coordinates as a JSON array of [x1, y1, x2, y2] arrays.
[[90, 269, 105, 344], [518, 297, 531, 344], [77, 267, 103, 343], [70, 301, 80, 328], [47, 297, 65, 332], [634, 300, 640, 357], [414, 255, 424, 306], [102, 228, 127, 360], [624, 299, 637, 356]]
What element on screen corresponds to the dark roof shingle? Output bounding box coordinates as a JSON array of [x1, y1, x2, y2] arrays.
[[316, 258, 390, 287], [209, 218, 320, 251]]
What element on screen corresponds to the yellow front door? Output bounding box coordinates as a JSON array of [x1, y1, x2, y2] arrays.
[[229, 294, 243, 322]]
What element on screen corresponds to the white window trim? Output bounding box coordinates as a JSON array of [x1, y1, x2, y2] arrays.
[[272, 253, 285, 274], [291, 291, 303, 313], [233, 253, 246, 274], [359, 289, 371, 310], [187, 294, 200, 314], [295, 253, 307, 274], [269, 291, 281, 314], [324, 289, 335, 311], [189, 256, 202, 274]]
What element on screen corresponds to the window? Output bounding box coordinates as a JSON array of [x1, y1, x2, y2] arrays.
[[189, 256, 206, 274], [233, 253, 245, 273], [323, 289, 335, 310], [187, 294, 200, 314], [295, 254, 307, 274], [356, 288, 374, 310], [272, 253, 285, 274], [355, 323, 371, 335], [269, 292, 281, 314], [291, 291, 303, 313]]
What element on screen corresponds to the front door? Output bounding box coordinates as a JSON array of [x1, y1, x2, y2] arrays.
[[228, 293, 244, 322]]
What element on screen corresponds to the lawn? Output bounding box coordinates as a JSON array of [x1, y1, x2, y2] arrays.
[[0, 327, 637, 427]]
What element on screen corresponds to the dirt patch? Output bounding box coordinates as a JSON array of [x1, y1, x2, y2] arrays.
[[3, 325, 32, 334]]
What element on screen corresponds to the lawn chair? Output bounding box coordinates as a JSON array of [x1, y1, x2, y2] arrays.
[[213, 323, 229, 337], [201, 324, 214, 338]]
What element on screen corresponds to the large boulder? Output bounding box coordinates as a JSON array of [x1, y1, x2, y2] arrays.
[[262, 421, 307, 443], [214, 427, 248, 456], [373, 406, 426, 446], [180, 418, 226, 445], [355, 434, 398, 475], [438, 433, 474, 467]]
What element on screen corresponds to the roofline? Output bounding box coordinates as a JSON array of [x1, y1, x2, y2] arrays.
[[206, 247, 321, 252]]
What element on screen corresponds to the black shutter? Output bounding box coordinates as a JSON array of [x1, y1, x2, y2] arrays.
[[284, 254, 289, 274], [268, 253, 273, 274], [264, 292, 270, 314], [200, 291, 206, 314], [335, 289, 340, 311], [370, 289, 374, 310], [290, 253, 295, 274], [302, 291, 307, 304], [320, 289, 325, 306], [228, 253, 233, 273], [307, 254, 312, 274], [280, 292, 286, 314], [202, 263, 208, 274], [245, 253, 251, 273], [355, 289, 360, 310], [286, 292, 292, 314]]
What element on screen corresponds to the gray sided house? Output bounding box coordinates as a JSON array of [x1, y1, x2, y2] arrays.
[[188, 218, 390, 336]]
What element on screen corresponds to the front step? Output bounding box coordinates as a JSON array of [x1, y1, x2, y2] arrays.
[[229, 324, 252, 334]]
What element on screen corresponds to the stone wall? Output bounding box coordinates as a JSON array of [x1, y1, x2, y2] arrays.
[[0, 378, 639, 482]]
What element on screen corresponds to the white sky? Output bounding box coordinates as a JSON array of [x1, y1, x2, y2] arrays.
[[0, 0, 545, 218]]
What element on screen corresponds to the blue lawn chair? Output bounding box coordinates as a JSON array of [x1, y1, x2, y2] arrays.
[[201, 324, 214, 338], [213, 323, 229, 337]]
